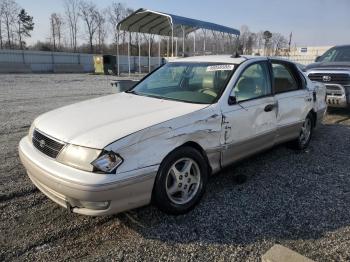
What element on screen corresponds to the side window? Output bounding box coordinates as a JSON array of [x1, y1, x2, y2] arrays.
[[336, 47, 350, 61], [231, 62, 271, 102], [272, 63, 299, 93], [320, 48, 336, 62]]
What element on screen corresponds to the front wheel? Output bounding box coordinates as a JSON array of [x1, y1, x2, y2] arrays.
[[291, 113, 314, 150], [152, 147, 208, 215]]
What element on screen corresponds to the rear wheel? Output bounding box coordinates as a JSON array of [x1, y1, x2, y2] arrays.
[[291, 113, 313, 150], [152, 147, 208, 215]]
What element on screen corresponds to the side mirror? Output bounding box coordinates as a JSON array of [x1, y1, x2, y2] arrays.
[[315, 56, 321, 62], [228, 95, 237, 105]]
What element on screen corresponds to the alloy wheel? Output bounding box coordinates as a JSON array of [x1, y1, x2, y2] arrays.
[[300, 117, 312, 145], [165, 158, 201, 205]]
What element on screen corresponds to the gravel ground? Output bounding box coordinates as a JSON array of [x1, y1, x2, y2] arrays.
[[1, 74, 350, 262]]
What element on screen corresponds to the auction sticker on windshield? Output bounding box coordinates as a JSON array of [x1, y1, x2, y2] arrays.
[[206, 65, 235, 72]]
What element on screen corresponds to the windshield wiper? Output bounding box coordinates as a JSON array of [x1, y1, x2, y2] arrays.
[[125, 90, 139, 95]]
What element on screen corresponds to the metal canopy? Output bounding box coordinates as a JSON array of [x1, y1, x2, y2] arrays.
[[117, 8, 240, 37], [116, 8, 240, 76]]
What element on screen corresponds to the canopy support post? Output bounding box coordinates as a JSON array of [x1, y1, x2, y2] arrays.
[[138, 33, 141, 74], [228, 34, 233, 54], [203, 29, 206, 55], [167, 36, 169, 59], [171, 24, 174, 57], [128, 32, 131, 76], [182, 26, 185, 57], [148, 34, 151, 73], [117, 28, 120, 76], [158, 36, 161, 66], [211, 30, 216, 54], [193, 31, 196, 55], [175, 38, 178, 57], [222, 32, 226, 54]]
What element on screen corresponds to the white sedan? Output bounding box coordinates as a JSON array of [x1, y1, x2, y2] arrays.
[[19, 55, 327, 216]]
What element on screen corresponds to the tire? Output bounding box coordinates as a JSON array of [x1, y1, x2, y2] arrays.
[[290, 113, 314, 150], [152, 146, 208, 215]]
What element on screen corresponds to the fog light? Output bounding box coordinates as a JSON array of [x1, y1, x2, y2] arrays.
[[67, 198, 110, 210], [79, 200, 110, 210]]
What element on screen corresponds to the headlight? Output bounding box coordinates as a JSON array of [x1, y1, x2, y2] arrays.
[[28, 122, 35, 138], [57, 144, 102, 172], [91, 151, 123, 173]]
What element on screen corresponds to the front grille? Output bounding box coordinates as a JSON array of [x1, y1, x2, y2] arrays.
[[326, 85, 341, 91], [32, 129, 65, 158], [308, 73, 350, 85]]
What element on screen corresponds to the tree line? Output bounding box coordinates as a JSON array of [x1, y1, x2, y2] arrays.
[[0, 0, 293, 56], [0, 0, 34, 50], [238, 25, 292, 56]]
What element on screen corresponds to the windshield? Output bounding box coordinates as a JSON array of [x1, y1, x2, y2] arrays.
[[129, 62, 235, 104], [318, 46, 350, 62]]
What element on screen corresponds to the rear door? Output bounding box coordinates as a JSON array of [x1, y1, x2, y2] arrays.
[[220, 61, 277, 167], [270, 60, 311, 143]]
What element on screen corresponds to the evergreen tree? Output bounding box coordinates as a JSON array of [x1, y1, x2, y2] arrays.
[[17, 9, 34, 49]]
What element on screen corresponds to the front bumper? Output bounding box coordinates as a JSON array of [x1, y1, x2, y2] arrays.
[[325, 84, 349, 108], [326, 94, 348, 108], [19, 136, 157, 216]]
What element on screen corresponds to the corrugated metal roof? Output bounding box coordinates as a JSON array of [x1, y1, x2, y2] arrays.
[[117, 8, 240, 37]]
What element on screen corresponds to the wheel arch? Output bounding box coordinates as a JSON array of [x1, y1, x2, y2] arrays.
[[157, 141, 212, 177], [181, 141, 212, 174], [308, 109, 317, 128]]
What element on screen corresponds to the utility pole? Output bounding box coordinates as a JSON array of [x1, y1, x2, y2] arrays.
[[288, 32, 293, 56]]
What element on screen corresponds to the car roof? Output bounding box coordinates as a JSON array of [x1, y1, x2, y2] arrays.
[[333, 45, 350, 49], [170, 55, 257, 64], [169, 55, 293, 64]]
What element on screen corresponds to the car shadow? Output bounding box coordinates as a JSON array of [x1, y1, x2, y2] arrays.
[[324, 108, 350, 125], [114, 124, 350, 246]]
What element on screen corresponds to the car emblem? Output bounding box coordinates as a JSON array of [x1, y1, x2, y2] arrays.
[[39, 139, 46, 148], [323, 75, 331, 82]]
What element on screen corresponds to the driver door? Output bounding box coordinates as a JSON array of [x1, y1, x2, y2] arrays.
[[220, 61, 277, 167]]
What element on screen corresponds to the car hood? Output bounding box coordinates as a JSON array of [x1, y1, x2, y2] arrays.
[[306, 61, 350, 71], [34, 92, 208, 148]]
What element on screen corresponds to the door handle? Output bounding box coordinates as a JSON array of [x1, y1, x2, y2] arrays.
[[264, 104, 275, 112]]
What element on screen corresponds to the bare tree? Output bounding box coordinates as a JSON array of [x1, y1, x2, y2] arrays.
[[107, 2, 133, 54], [0, 0, 4, 48], [245, 33, 255, 55], [239, 25, 250, 54], [63, 0, 79, 52], [50, 13, 63, 51], [79, 0, 99, 53], [254, 31, 264, 54], [50, 14, 56, 50], [56, 14, 63, 50], [271, 33, 288, 56], [107, 2, 126, 45], [2, 0, 19, 48], [95, 9, 106, 53]]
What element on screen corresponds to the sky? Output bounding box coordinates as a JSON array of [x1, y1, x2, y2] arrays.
[[16, 0, 350, 47]]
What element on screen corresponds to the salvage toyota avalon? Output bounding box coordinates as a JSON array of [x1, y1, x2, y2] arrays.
[[19, 55, 327, 216]]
